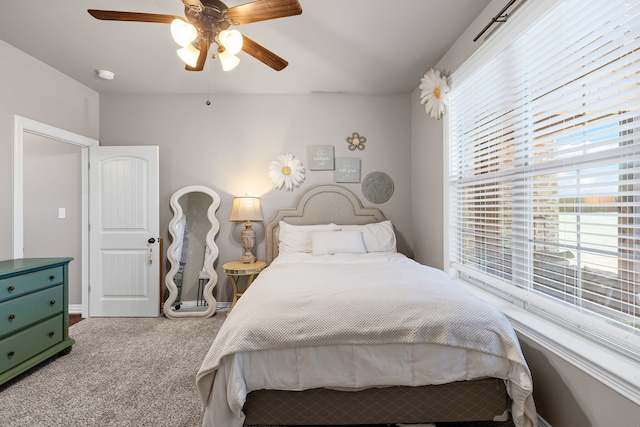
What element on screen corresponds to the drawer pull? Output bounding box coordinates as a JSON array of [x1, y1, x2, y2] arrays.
[[7, 285, 15, 292], [48, 331, 55, 337], [8, 351, 15, 359], [49, 275, 56, 281], [8, 314, 16, 321], [50, 299, 56, 305]]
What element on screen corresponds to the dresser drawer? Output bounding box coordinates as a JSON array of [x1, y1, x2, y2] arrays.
[[0, 266, 64, 302], [0, 285, 64, 337], [0, 314, 63, 373]]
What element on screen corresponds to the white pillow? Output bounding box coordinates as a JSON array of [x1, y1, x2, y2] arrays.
[[341, 220, 397, 252], [311, 230, 366, 255], [278, 221, 340, 253]]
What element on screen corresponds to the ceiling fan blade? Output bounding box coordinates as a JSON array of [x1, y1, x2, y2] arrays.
[[227, 0, 302, 25], [185, 40, 211, 72], [241, 35, 288, 71], [88, 10, 181, 24]]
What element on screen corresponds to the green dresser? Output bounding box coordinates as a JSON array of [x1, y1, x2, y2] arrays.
[[0, 258, 75, 385]]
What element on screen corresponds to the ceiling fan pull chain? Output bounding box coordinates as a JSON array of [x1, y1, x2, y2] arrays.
[[206, 58, 212, 106]]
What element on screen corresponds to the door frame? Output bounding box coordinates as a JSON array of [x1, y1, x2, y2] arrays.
[[13, 115, 98, 318]]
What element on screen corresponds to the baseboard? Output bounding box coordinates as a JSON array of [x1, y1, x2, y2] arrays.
[[538, 415, 552, 427], [217, 301, 231, 310], [69, 301, 231, 315]]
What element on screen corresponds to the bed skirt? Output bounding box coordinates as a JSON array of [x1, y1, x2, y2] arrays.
[[243, 378, 509, 426]]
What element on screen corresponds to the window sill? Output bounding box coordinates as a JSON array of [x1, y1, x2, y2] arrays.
[[457, 280, 640, 407]]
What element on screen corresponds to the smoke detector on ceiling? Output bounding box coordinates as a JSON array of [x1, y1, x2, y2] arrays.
[[96, 69, 115, 80]]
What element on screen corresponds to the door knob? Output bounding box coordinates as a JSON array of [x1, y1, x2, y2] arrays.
[[148, 238, 156, 244]]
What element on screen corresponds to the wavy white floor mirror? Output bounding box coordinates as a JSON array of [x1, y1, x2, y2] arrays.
[[164, 185, 221, 318]]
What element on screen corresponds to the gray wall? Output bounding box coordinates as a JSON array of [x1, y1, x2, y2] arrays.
[[409, 1, 640, 425], [0, 40, 99, 303], [23, 135, 83, 304], [99, 93, 412, 302]]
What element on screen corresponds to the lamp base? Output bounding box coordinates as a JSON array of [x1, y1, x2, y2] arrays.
[[240, 251, 257, 264], [240, 223, 257, 264]]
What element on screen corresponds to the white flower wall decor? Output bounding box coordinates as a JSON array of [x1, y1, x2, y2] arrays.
[[346, 132, 366, 151], [419, 68, 449, 120], [268, 153, 305, 191]]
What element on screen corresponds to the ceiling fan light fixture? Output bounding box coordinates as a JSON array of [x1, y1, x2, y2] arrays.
[[177, 44, 200, 67], [218, 46, 240, 71], [171, 19, 197, 47], [218, 29, 243, 55]]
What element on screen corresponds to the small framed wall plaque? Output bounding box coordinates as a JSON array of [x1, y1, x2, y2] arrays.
[[307, 145, 335, 170], [335, 157, 361, 183]]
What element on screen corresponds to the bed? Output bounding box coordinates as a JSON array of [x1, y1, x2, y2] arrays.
[[196, 184, 537, 427]]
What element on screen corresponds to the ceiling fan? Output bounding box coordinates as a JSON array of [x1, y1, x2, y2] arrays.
[[88, 0, 302, 72]]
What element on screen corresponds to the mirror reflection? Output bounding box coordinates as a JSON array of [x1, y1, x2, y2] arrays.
[[165, 185, 220, 318], [171, 192, 212, 311]]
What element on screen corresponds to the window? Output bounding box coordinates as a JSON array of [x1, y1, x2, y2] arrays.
[[448, 0, 640, 355]]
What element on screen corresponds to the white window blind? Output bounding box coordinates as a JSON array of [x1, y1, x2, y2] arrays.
[[448, 0, 640, 352]]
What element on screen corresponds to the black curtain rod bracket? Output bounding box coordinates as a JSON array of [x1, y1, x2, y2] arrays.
[[474, 0, 517, 42]]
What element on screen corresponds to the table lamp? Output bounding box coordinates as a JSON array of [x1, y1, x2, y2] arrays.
[[229, 196, 263, 264]]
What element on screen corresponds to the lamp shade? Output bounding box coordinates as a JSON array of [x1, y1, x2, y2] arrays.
[[218, 47, 240, 71], [177, 43, 200, 67], [229, 197, 263, 222], [218, 29, 243, 54], [171, 19, 197, 47]]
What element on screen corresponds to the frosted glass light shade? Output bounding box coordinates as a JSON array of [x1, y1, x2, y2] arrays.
[[218, 29, 243, 54], [218, 48, 240, 71], [171, 19, 197, 47], [177, 44, 200, 67]]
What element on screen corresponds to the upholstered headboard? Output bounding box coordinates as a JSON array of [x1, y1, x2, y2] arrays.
[[265, 184, 387, 264]]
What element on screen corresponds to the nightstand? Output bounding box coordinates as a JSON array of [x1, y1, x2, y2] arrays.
[[223, 260, 266, 313]]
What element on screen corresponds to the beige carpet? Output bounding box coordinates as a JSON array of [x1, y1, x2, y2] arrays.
[[1, 316, 225, 427], [1, 315, 514, 427]]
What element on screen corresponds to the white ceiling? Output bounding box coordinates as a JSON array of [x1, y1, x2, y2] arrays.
[[0, 0, 490, 95]]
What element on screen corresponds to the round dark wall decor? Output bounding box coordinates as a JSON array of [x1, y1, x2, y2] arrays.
[[362, 172, 394, 204]]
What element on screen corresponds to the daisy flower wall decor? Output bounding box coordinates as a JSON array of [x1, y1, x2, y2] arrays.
[[419, 68, 449, 120], [268, 153, 305, 191]]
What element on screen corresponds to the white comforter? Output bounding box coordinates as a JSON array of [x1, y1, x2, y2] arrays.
[[196, 253, 537, 427]]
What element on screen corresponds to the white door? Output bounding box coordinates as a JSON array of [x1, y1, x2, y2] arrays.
[[89, 146, 160, 317]]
